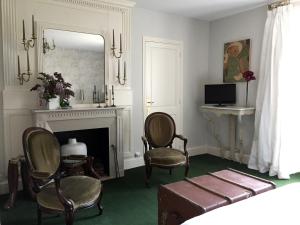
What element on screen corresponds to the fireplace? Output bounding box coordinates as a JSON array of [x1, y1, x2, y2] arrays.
[[54, 128, 110, 177], [32, 107, 125, 179]]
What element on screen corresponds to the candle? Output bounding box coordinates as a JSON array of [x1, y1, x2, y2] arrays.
[[124, 61, 126, 80], [118, 59, 120, 76], [112, 85, 114, 95], [26, 51, 30, 72], [120, 33, 122, 53], [17, 55, 20, 75], [32, 15, 35, 38], [22, 20, 26, 41], [112, 29, 115, 48]]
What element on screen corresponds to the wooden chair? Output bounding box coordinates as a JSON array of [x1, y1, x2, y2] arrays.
[[142, 112, 189, 186], [22, 127, 103, 225]]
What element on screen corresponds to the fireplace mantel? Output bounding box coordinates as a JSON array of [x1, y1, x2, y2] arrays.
[[32, 107, 125, 130], [32, 107, 125, 179]]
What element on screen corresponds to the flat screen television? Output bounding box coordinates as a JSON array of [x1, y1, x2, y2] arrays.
[[205, 84, 236, 106]]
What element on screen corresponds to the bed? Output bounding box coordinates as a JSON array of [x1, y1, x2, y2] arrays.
[[182, 182, 300, 225]]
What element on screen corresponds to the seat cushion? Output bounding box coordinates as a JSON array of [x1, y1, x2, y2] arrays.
[[37, 176, 101, 211], [145, 148, 186, 166]]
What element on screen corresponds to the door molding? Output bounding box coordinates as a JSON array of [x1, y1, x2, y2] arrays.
[[142, 36, 183, 134]]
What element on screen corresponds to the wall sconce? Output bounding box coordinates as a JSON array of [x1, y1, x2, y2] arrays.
[[42, 30, 56, 54], [17, 15, 35, 85], [111, 29, 123, 59], [17, 53, 32, 85], [116, 59, 126, 85], [22, 15, 36, 51]]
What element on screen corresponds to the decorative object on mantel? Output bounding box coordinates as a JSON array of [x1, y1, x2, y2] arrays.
[[111, 85, 116, 107], [116, 58, 127, 85], [223, 39, 250, 83], [242, 70, 256, 107], [61, 138, 87, 156], [111, 29, 123, 59], [17, 15, 36, 85], [42, 30, 56, 54], [104, 84, 109, 107], [31, 72, 74, 109]]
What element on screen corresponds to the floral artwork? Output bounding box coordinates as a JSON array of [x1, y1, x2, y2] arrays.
[[223, 39, 250, 82]]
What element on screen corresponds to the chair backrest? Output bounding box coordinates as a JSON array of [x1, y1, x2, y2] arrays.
[[144, 112, 176, 148], [23, 127, 61, 178]]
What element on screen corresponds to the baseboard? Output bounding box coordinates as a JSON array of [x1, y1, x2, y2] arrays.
[[206, 145, 250, 164], [124, 157, 144, 170], [187, 146, 208, 156], [0, 178, 23, 195]]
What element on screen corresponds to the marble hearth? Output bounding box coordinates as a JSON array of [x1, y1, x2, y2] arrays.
[[32, 107, 125, 179]]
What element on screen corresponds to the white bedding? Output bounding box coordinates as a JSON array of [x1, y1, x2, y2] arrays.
[[182, 182, 300, 225]]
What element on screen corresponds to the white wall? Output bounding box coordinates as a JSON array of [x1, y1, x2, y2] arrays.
[[131, 7, 210, 155], [207, 6, 267, 152]]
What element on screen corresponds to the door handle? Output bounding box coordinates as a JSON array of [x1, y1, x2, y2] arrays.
[[147, 101, 154, 104]]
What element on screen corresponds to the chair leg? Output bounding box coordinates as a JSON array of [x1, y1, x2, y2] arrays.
[[184, 164, 189, 177], [145, 164, 152, 187], [65, 210, 74, 225], [97, 191, 104, 215], [37, 206, 42, 225], [169, 169, 172, 175]]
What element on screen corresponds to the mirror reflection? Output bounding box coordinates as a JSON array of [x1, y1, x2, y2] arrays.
[[43, 29, 105, 104]]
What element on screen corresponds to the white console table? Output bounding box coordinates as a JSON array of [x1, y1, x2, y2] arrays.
[[200, 105, 255, 163]]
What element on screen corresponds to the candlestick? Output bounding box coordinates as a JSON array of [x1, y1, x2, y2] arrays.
[[22, 20, 26, 41], [105, 84, 108, 96], [118, 59, 120, 76], [124, 61, 126, 80], [32, 15, 35, 38], [26, 51, 30, 72], [120, 33, 122, 53], [112, 85, 114, 95], [112, 29, 115, 48], [17, 56, 20, 75]]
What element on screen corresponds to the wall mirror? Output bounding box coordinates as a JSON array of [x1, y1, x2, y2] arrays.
[[42, 29, 105, 105]]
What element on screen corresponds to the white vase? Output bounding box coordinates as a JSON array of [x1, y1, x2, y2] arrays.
[[46, 97, 60, 110], [61, 138, 87, 156]]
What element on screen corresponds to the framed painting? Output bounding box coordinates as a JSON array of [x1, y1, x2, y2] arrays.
[[223, 39, 250, 83]]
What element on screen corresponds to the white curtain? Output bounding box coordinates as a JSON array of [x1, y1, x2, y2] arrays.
[[248, 3, 300, 179]]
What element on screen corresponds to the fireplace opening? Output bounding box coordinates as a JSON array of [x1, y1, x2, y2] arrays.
[[54, 128, 109, 177]]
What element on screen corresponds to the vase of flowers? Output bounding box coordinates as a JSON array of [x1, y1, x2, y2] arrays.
[[242, 70, 256, 107], [31, 72, 74, 109]]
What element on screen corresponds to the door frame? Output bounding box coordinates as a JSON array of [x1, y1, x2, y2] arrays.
[[142, 36, 183, 134]]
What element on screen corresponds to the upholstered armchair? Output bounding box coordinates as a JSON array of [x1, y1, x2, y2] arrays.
[[142, 112, 189, 186], [22, 127, 103, 225]]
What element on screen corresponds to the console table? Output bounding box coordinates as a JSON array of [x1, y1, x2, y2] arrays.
[[200, 105, 255, 163]]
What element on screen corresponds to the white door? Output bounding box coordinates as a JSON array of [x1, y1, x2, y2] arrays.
[[143, 37, 183, 147]]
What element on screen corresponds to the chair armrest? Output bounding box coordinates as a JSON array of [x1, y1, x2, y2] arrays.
[[83, 156, 101, 179], [175, 134, 188, 155], [54, 177, 74, 209], [141, 136, 148, 153]]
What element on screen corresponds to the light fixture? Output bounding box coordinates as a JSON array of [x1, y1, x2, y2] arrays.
[[42, 31, 56, 54]]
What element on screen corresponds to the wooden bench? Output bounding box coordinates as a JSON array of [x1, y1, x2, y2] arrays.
[[158, 168, 276, 225]]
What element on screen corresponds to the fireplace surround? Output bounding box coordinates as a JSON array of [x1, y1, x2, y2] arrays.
[[32, 107, 125, 179]]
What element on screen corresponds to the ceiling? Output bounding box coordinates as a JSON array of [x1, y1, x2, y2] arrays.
[[133, 0, 269, 21]]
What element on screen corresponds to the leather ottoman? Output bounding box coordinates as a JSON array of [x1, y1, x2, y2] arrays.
[[158, 168, 276, 225]]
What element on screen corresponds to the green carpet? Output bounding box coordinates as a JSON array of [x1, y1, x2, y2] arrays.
[[1, 154, 300, 225]]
